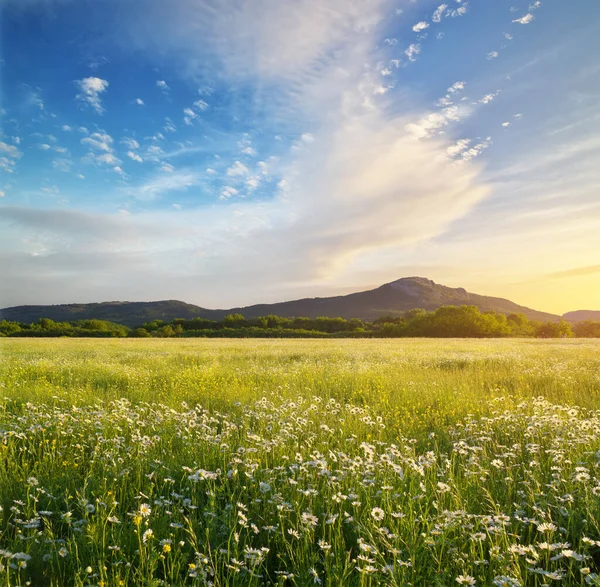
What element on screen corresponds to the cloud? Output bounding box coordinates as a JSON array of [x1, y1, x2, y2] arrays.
[[412, 21, 429, 33], [163, 118, 176, 133], [432, 4, 447, 23], [39, 144, 51, 150], [127, 151, 143, 163], [512, 13, 534, 24], [449, 3, 468, 17], [226, 161, 249, 177], [459, 137, 491, 161], [95, 153, 121, 166], [121, 137, 140, 150], [405, 43, 421, 62], [446, 138, 471, 157], [62, 125, 73, 131], [52, 158, 73, 172], [487, 51, 499, 60], [0, 141, 23, 173], [529, 1, 541, 10], [193, 99, 209, 111], [127, 170, 201, 200], [549, 264, 600, 279], [447, 81, 466, 94], [135, 98, 145, 105], [0, 190, 5, 198], [183, 108, 197, 125], [0, 142, 22, 158], [479, 92, 499, 104], [81, 132, 114, 152], [502, 121, 511, 128], [75, 77, 109, 114], [220, 186, 238, 199], [156, 80, 170, 91]]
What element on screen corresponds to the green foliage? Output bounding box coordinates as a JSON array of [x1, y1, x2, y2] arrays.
[[573, 320, 600, 338], [0, 305, 586, 338], [129, 327, 152, 338], [534, 319, 573, 338]]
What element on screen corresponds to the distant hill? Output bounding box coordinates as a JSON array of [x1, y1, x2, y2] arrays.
[[0, 300, 208, 328], [563, 310, 600, 323], [0, 277, 561, 326], [209, 277, 560, 322]]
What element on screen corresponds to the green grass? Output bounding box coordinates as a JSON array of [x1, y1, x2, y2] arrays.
[[1, 339, 600, 586]]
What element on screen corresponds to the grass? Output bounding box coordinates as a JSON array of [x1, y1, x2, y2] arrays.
[[1, 338, 600, 586]]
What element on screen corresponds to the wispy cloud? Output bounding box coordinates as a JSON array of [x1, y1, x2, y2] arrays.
[[75, 77, 109, 114], [549, 265, 600, 279], [405, 43, 421, 62], [127, 170, 201, 200], [512, 13, 534, 24], [432, 4, 448, 23]]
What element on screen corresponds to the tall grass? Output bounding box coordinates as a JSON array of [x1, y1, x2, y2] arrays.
[[1, 339, 600, 585]]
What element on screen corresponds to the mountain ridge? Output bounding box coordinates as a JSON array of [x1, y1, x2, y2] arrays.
[[0, 277, 569, 327], [562, 310, 600, 323]]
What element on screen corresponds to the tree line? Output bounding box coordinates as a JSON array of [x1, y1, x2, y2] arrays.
[[1, 305, 598, 338]]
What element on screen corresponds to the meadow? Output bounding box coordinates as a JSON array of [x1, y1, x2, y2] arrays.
[[1, 338, 600, 586]]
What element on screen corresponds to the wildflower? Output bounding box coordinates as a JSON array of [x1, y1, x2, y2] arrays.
[[371, 507, 385, 521], [58, 547, 68, 557], [456, 575, 476, 585], [142, 529, 154, 543], [493, 578, 521, 587], [139, 503, 151, 517], [537, 522, 557, 533], [301, 512, 319, 527], [310, 567, 321, 584]]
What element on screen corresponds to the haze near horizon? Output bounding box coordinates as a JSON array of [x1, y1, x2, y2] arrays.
[[1, 0, 599, 315]]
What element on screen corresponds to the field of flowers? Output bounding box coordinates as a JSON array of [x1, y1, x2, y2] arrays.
[[1, 338, 600, 586]]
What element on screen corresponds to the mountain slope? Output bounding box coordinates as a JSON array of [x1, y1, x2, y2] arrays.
[[0, 277, 561, 326], [0, 300, 208, 328], [563, 310, 600, 323], [210, 277, 560, 322]]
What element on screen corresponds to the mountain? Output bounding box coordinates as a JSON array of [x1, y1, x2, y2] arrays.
[[562, 310, 600, 323], [0, 277, 561, 326], [208, 277, 560, 322], [0, 300, 208, 328]]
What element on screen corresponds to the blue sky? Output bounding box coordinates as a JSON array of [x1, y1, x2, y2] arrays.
[[1, 0, 599, 313]]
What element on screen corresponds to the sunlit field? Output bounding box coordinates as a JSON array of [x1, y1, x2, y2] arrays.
[[1, 339, 600, 586]]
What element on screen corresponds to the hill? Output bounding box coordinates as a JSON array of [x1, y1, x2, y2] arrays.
[[0, 277, 561, 326], [563, 310, 600, 323], [0, 300, 208, 328], [209, 277, 560, 322]]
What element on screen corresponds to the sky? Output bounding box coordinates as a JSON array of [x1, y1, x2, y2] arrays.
[[1, 0, 599, 315]]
